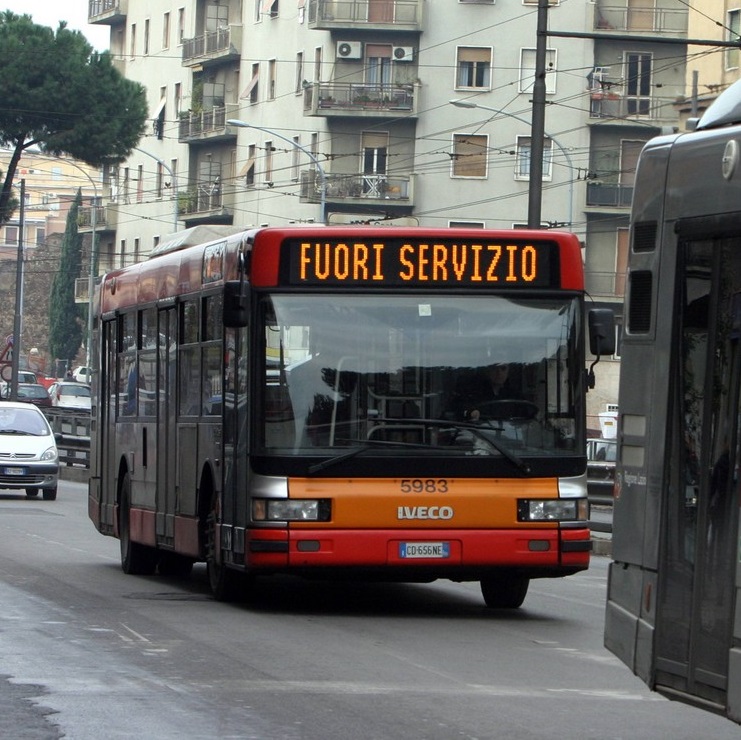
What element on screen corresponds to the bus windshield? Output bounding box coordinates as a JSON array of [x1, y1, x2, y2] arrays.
[[258, 292, 583, 460]]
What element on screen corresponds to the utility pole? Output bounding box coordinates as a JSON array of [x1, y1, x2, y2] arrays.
[[528, 0, 549, 228]]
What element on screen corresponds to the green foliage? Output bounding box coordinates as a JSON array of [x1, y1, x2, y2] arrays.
[[48, 190, 84, 363], [0, 11, 148, 223]]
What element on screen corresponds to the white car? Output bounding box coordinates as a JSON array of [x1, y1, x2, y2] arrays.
[[0, 402, 59, 500], [47, 381, 92, 411], [71, 366, 92, 383]]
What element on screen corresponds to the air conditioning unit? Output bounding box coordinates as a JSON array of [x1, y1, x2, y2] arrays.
[[393, 46, 414, 62], [337, 41, 362, 60]]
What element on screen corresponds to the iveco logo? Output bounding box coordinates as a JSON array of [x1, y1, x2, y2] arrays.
[[397, 506, 453, 520]]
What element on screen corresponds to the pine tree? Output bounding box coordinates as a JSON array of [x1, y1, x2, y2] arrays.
[[48, 190, 84, 366]]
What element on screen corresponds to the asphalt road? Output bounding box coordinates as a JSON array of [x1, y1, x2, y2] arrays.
[[0, 481, 737, 740]]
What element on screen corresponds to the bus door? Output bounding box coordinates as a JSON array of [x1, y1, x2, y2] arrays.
[[656, 235, 741, 705], [156, 306, 178, 539], [99, 319, 117, 529]]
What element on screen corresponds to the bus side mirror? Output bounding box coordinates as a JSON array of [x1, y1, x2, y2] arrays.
[[588, 309, 616, 357], [223, 280, 249, 328]]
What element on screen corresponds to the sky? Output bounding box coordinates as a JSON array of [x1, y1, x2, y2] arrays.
[[1, 1, 109, 50]]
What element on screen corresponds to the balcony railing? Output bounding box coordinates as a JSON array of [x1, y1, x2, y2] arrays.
[[78, 205, 118, 232], [88, 0, 127, 24], [588, 92, 678, 123], [182, 25, 242, 67], [304, 82, 417, 118], [308, 0, 423, 31], [586, 182, 633, 208], [594, 3, 687, 36], [300, 170, 413, 205], [178, 104, 239, 143], [178, 183, 234, 221]]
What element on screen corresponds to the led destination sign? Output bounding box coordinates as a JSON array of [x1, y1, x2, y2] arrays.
[[286, 239, 558, 288]]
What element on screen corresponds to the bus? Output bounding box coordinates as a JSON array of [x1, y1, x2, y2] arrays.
[[605, 79, 741, 721], [88, 226, 613, 607]]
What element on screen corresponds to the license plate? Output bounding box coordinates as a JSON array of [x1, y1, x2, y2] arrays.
[[399, 542, 450, 559], [4, 467, 26, 476]]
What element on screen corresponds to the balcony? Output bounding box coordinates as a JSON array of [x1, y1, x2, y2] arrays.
[[182, 25, 242, 68], [88, 0, 127, 25], [586, 182, 633, 209], [300, 170, 414, 208], [304, 82, 417, 119], [78, 205, 118, 233], [178, 184, 234, 224], [588, 91, 678, 128], [178, 104, 240, 145], [593, 2, 687, 37], [308, 0, 423, 32]]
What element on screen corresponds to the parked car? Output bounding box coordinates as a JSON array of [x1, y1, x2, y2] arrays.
[[71, 366, 92, 383], [0, 370, 38, 395], [0, 401, 59, 500], [1, 383, 53, 408], [587, 437, 616, 502], [47, 381, 92, 411]]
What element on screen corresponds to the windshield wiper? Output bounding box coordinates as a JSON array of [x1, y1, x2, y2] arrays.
[[308, 419, 530, 476], [307, 436, 442, 475]]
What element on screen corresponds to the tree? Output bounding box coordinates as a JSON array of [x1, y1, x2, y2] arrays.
[[0, 12, 148, 224], [48, 190, 85, 365]]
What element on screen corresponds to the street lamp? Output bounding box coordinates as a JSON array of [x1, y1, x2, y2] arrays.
[[449, 99, 574, 229], [227, 119, 327, 223], [134, 147, 179, 231]]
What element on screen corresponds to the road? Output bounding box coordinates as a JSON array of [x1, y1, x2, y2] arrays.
[[0, 481, 737, 740]]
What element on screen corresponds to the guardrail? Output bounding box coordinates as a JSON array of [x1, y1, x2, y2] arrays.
[[43, 408, 91, 469]]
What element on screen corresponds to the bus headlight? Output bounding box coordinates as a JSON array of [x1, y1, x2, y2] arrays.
[[517, 498, 588, 522], [252, 499, 331, 522]]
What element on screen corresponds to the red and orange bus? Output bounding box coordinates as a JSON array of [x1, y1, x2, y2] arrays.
[[88, 226, 613, 606]]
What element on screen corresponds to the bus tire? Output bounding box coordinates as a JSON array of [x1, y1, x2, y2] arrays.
[[119, 472, 158, 576], [206, 495, 243, 602], [480, 572, 529, 609]]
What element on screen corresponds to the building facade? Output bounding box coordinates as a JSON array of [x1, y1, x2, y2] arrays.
[[87, 0, 707, 428]]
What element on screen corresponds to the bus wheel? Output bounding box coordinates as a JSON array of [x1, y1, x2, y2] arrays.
[[157, 551, 194, 578], [206, 498, 243, 602], [119, 472, 158, 576], [480, 572, 529, 609]]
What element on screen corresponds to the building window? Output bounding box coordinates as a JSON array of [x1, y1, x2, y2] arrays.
[[515, 136, 553, 180], [35, 227, 45, 246], [240, 64, 260, 104], [728, 10, 740, 69], [295, 52, 304, 94], [264, 140, 274, 184], [5, 226, 18, 245], [456, 47, 491, 90], [144, 19, 150, 56], [625, 52, 652, 115], [292, 137, 300, 181], [240, 144, 256, 186], [174, 82, 182, 115], [137, 164, 144, 203], [268, 59, 277, 100], [519, 48, 557, 94], [449, 221, 485, 228], [130, 23, 136, 58], [451, 134, 488, 178], [162, 12, 170, 50], [177, 8, 185, 45]]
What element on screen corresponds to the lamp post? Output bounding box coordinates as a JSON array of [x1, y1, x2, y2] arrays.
[[227, 119, 327, 223], [134, 147, 179, 231], [9, 179, 25, 401], [449, 99, 574, 229]]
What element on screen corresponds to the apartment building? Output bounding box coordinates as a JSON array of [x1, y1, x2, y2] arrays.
[[87, 0, 696, 425]]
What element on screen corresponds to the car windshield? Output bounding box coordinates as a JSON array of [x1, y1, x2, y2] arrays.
[[0, 407, 49, 436], [255, 292, 583, 459], [19, 386, 47, 399], [64, 385, 91, 397]]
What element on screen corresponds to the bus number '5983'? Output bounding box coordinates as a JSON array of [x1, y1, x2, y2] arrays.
[[400, 479, 449, 493]]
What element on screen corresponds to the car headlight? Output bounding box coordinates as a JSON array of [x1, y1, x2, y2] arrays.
[[517, 498, 588, 522], [41, 446, 58, 462], [252, 499, 331, 522]]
